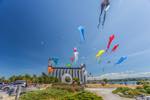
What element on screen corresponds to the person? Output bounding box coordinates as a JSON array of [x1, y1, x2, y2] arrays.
[[98, 0, 110, 28]]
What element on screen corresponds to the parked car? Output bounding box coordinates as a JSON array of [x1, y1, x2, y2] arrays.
[[0, 82, 4, 89], [2, 80, 27, 91], [14, 80, 27, 87]]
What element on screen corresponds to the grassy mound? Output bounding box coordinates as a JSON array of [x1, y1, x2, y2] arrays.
[[20, 88, 70, 100], [112, 87, 142, 98], [20, 88, 103, 100], [112, 85, 150, 98]]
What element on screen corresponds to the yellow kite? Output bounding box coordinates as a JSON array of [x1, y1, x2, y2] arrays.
[[96, 50, 105, 58]]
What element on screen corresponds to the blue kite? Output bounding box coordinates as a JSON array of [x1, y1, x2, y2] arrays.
[[78, 26, 85, 42], [51, 58, 59, 65], [116, 56, 127, 65]]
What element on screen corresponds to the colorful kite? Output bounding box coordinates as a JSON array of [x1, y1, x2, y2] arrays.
[[73, 48, 79, 63], [48, 66, 54, 74], [66, 63, 72, 68], [96, 50, 105, 58], [98, 0, 110, 28], [70, 56, 75, 63], [116, 56, 127, 65], [51, 58, 59, 65], [107, 34, 115, 51], [78, 26, 85, 42], [112, 44, 119, 52]]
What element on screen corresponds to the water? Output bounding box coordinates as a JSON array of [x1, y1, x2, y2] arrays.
[[109, 81, 137, 85]]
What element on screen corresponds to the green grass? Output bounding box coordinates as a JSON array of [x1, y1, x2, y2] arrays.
[[20, 88, 103, 100], [20, 88, 70, 100], [112, 85, 150, 98], [63, 91, 103, 100]]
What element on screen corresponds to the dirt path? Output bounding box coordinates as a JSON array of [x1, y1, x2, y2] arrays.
[[86, 88, 135, 100], [0, 91, 15, 100]]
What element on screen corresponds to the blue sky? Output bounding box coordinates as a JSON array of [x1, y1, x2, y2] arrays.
[[0, 0, 150, 77]]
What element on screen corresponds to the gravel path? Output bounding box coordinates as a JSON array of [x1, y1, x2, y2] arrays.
[[86, 88, 135, 100]]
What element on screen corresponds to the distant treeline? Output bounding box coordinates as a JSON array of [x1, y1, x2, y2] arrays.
[[0, 72, 59, 84]]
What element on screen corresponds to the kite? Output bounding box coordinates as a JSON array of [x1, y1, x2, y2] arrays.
[[73, 47, 77, 52], [48, 66, 54, 74], [116, 56, 127, 65], [106, 34, 115, 51], [66, 63, 72, 68], [78, 26, 85, 42], [70, 56, 75, 63], [73, 48, 79, 63], [51, 58, 59, 65], [112, 44, 119, 52], [98, 0, 110, 28], [96, 50, 105, 58]]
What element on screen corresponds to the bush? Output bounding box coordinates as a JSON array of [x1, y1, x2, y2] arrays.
[[137, 80, 150, 85], [125, 89, 142, 98], [112, 87, 143, 98], [65, 77, 71, 83], [145, 87, 150, 94], [137, 89, 147, 93], [143, 84, 150, 89], [20, 88, 70, 100], [20, 88, 103, 100], [112, 87, 130, 94], [64, 91, 103, 100], [51, 83, 84, 92], [73, 77, 80, 84]]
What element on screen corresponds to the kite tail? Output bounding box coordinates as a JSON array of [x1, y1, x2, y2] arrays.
[[107, 41, 111, 51], [106, 49, 108, 52], [98, 5, 104, 28], [97, 14, 101, 28], [102, 11, 107, 26]]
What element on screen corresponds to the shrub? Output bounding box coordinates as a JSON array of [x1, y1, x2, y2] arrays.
[[143, 84, 150, 90], [113, 87, 144, 98], [145, 87, 150, 94], [51, 83, 84, 92], [112, 87, 130, 94], [137, 89, 147, 93], [73, 77, 80, 85], [63, 91, 103, 100], [65, 77, 71, 83], [125, 89, 142, 98], [73, 77, 79, 82]]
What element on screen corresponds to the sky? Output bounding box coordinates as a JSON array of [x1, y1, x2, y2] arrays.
[[0, 0, 150, 77]]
